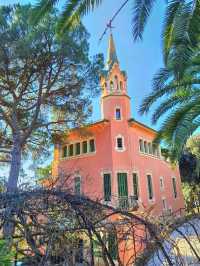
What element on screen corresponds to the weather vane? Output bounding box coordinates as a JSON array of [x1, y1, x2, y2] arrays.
[[98, 0, 130, 44]]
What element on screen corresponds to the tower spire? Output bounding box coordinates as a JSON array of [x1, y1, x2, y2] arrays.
[[107, 33, 118, 70]]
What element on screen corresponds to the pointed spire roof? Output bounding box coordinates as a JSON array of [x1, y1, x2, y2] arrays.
[[107, 33, 118, 70]]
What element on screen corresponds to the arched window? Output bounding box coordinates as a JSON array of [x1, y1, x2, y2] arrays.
[[114, 75, 119, 90], [120, 81, 123, 91], [110, 81, 114, 91]]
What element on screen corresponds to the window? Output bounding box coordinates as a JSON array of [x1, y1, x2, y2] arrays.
[[120, 81, 123, 91], [148, 143, 152, 154], [62, 146, 68, 158], [133, 173, 139, 200], [103, 173, 111, 201], [108, 232, 117, 260], [75, 142, 80, 155], [162, 198, 167, 210], [139, 139, 144, 152], [144, 141, 148, 153], [82, 141, 87, 153], [118, 173, 128, 208], [74, 176, 81, 195], [172, 177, 177, 198], [160, 177, 164, 190], [110, 81, 114, 91], [69, 144, 73, 156], [147, 174, 153, 200], [89, 139, 95, 152], [114, 75, 119, 90], [115, 108, 121, 120], [152, 144, 157, 156], [117, 137, 123, 150]]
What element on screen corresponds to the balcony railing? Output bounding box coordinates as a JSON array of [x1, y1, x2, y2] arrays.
[[118, 196, 138, 211]]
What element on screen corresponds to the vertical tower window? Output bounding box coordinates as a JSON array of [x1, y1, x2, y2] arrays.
[[114, 75, 119, 90], [89, 139, 95, 152], [172, 177, 177, 198], [120, 81, 123, 91], [116, 137, 123, 150], [103, 173, 111, 201], [110, 81, 114, 91], [62, 146, 68, 158], [82, 141, 87, 153], [139, 139, 144, 152], [115, 108, 121, 120], [75, 142, 80, 155], [69, 144, 74, 156], [147, 174, 153, 200], [74, 176, 81, 195], [133, 173, 139, 200]]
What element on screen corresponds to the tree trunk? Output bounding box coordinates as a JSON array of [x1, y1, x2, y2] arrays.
[[4, 136, 22, 238], [7, 137, 22, 192]]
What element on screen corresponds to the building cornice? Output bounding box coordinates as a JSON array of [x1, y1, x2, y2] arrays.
[[128, 118, 157, 133]]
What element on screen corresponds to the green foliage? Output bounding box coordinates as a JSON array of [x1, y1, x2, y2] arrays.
[[36, 164, 52, 181], [0, 240, 14, 266], [0, 4, 103, 190], [182, 182, 200, 212]]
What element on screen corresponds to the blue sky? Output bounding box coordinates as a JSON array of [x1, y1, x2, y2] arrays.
[[0, 0, 165, 178], [1, 0, 165, 129]]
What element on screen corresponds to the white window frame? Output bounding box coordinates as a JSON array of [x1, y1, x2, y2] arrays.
[[74, 175, 82, 195], [162, 197, 167, 210], [115, 135, 125, 152], [160, 176, 164, 191], [101, 171, 112, 203], [146, 173, 155, 202], [115, 106, 122, 121], [172, 176, 178, 199], [132, 171, 140, 201]]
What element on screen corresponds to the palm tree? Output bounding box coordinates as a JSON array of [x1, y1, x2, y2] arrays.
[[140, 0, 200, 160]]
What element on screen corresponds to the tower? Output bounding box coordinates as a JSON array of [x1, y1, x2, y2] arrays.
[[100, 34, 131, 121]]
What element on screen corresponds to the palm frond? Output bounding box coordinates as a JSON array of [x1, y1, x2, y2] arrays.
[[162, 0, 183, 63], [155, 98, 200, 157], [56, 0, 103, 34], [30, 0, 59, 24], [132, 0, 157, 41]]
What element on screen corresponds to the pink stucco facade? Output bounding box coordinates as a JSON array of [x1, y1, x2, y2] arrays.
[[52, 34, 184, 217]]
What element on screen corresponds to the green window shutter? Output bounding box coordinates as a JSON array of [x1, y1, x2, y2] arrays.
[[82, 141, 87, 153], [103, 174, 111, 201], [172, 178, 177, 198], [108, 232, 117, 260], [69, 144, 74, 156], [89, 139, 95, 152], [147, 175, 153, 199], [75, 176, 81, 194], [75, 142, 80, 155], [62, 146, 67, 157], [117, 173, 128, 208], [133, 173, 139, 200]]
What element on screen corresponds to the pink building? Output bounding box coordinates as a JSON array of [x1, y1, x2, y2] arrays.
[[52, 34, 184, 216]]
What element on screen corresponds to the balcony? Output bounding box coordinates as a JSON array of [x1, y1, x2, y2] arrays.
[[118, 196, 138, 211]]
